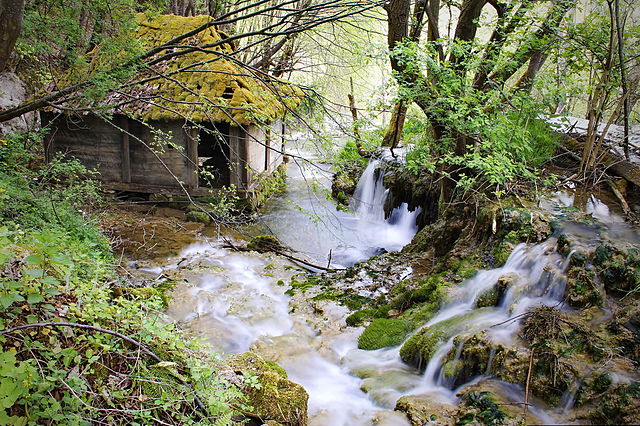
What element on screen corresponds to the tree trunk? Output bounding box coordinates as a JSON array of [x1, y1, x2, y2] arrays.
[[348, 77, 366, 155], [514, 51, 549, 92], [381, 101, 407, 148], [0, 0, 24, 72]]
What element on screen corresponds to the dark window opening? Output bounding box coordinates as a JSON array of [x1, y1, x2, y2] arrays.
[[222, 86, 234, 100], [198, 122, 230, 188]]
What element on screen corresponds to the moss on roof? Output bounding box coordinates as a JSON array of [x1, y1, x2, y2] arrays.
[[72, 14, 304, 125]]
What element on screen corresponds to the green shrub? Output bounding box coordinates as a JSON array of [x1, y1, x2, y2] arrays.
[[0, 131, 244, 424]]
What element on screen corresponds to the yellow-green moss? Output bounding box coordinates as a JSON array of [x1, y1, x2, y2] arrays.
[[65, 14, 304, 125], [229, 352, 308, 425]]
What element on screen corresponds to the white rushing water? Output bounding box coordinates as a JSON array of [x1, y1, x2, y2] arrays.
[[161, 236, 572, 424], [156, 154, 618, 425], [246, 154, 421, 267]]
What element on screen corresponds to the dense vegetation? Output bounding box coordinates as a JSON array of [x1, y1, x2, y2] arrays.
[[0, 134, 246, 424], [1, 0, 639, 424]]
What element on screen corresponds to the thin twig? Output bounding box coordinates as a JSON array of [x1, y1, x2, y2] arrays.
[[524, 349, 535, 418]]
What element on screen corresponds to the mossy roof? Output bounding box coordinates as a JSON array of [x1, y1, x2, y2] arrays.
[[69, 14, 304, 125]]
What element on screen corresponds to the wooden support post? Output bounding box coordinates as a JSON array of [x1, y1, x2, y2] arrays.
[[120, 116, 131, 183], [186, 126, 198, 188], [265, 126, 271, 172], [228, 126, 247, 190]]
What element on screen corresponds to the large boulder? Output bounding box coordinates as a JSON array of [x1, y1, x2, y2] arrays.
[[0, 72, 38, 136]]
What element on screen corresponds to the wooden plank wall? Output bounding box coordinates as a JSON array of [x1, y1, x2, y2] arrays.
[[45, 114, 124, 182], [46, 114, 198, 192]]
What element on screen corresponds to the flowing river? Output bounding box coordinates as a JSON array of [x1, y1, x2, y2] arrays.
[[132, 141, 639, 425]]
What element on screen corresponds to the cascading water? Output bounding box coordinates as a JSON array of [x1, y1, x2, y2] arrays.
[[336, 240, 572, 425], [333, 159, 422, 265], [149, 140, 640, 425], [246, 153, 422, 267]]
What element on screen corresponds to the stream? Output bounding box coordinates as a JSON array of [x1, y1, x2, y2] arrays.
[[133, 142, 639, 425]]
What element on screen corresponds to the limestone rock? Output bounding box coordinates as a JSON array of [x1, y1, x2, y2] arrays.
[[395, 394, 456, 426], [0, 72, 38, 136]]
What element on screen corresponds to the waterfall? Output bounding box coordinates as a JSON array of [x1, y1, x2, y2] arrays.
[[405, 242, 569, 396], [333, 158, 421, 266]]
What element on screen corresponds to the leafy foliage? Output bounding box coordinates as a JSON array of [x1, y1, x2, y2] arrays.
[[0, 132, 245, 424], [390, 40, 559, 190]]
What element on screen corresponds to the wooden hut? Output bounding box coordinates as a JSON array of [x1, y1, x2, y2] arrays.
[[43, 14, 303, 196]]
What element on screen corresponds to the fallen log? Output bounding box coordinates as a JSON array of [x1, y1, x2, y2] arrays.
[[563, 136, 640, 187]]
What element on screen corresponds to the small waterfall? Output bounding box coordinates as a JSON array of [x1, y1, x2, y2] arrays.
[[334, 158, 421, 266], [401, 242, 570, 397]]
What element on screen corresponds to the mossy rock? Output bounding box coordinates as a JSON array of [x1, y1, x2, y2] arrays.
[[496, 207, 550, 243], [399, 327, 446, 371], [565, 268, 604, 308], [394, 395, 456, 426], [247, 235, 284, 252], [399, 310, 494, 370], [587, 382, 640, 424], [185, 210, 211, 224], [229, 352, 308, 426], [112, 286, 171, 308], [389, 275, 447, 312], [357, 319, 411, 350], [476, 287, 499, 308], [492, 241, 514, 267], [441, 332, 511, 388], [476, 273, 517, 308], [590, 244, 640, 295]]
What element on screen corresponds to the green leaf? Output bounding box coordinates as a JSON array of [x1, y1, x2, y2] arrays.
[[25, 255, 43, 265], [23, 269, 45, 278], [27, 293, 45, 304], [0, 293, 22, 309], [51, 254, 72, 266]]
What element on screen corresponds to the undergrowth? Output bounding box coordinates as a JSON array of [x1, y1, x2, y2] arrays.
[[0, 132, 246, 424]]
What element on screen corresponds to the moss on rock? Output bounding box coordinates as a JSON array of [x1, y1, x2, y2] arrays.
[[185, 210, 212, 224], [229, 352, 308, 426], [247, 235, 284, 252], [394, 395, 456, 426], [565, 267, 604, 308], [357, 319, 411, 350]]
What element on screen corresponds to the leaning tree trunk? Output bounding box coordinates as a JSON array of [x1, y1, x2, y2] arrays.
[[381, 101, 407, 148], [0, 0, 24, 72]]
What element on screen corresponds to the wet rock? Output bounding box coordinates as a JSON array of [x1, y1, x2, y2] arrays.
[[357, 318, 411, 350], [229, 352, 309, 426], [564, 267, 605, 308], [247, 235, 285, 253], [389, 274, 446, 313], [491, 241, 515, 267], [331, 162, 365, 204], [186, 210, 212, 224], [590, 244, 640, 295], [496, 207, 551, 243], [399, 310, 488, 371], [475, 273, 517, 308], [382, 167, 439, 230], [585, 382, 640, 424], [441, 332, 517, 388], [457, 390, 509, 425], [394, 395, 456, 426], [607, 304, 640, 362], [400, 327, 447, 371]]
